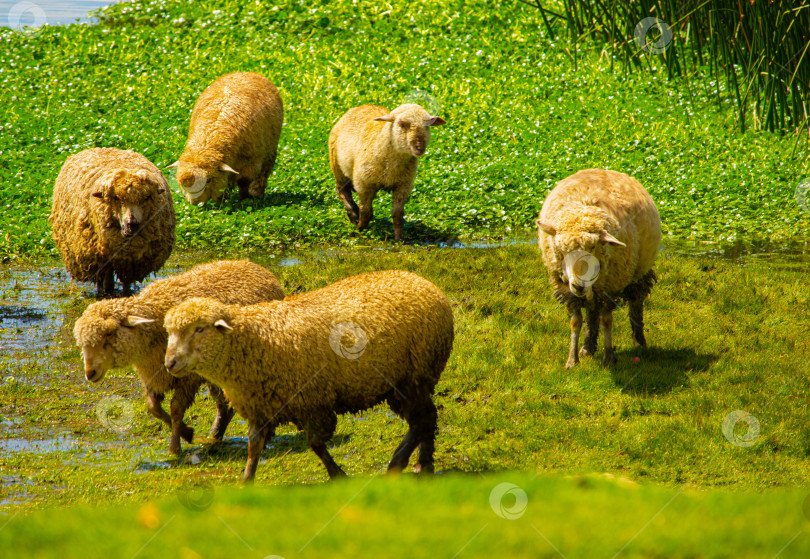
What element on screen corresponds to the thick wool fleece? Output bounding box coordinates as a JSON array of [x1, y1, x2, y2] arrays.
[[164, 270, 454, 481], [50, 148, 175, 294], [176, 72, 283, 204], [73, 260, 285, 453], [328, 103, 444, 241]]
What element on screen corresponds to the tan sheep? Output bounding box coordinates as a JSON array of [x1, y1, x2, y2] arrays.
[[50, 148, 175, 297], [329, 103, 446, 241], [163, 270, 454, 482], [535, 169, 661, 368], [74, 260, 285, 454], [170, 72, 283, 205]]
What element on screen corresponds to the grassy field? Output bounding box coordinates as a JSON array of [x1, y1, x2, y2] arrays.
[[2, 244, 810, 556], [0, 0, 808, 259]]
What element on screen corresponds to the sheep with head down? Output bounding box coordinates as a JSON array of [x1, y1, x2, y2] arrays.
[[329, 103, 446, 241], [50, 148, 175, 297], [536, 169, 661, 368]]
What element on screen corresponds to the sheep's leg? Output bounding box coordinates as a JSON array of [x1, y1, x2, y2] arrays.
[[414, 399, 438, 474], [242, 423, 272, 484], [207, 384, 235, 441], [307, 413, 346, 479], [336, 179, 359, 224], [388, 429, 419, 474], [146, 390, 172, 428], [566, 307, 583, 369], [629, 298, 647, 347], [391, 187, 410, 242], [237, 177, 251, 200], [601, 310, 617, 366], [248, 154, 274, 198], [580, 301, 601, 357], [96, 268, 115, 298], [356, 189, 376, 231]]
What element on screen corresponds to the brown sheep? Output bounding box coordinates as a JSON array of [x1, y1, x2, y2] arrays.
[[74, 260, 285, 454], [536, 169, 661, 368], [170, 72, 283, 205], [50, 148, 175, 297], [164, 270, 454, 482], [329, 104, 445, 241]]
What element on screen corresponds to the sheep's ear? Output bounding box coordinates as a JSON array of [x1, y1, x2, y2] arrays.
[[374, 115, 395, 122], [535, 219, 556, 236], [428, 116, 446, 126], [92, 191, 104, 199], [220, 163, 239, 175], [167, 161, 180, 169], [600, 230, 626, 247], [124, 316, 156, 327], [214, 319, 233, 332]]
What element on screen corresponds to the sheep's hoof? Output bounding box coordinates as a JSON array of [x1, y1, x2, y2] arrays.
[[180, 426, 194, 444], [579, 346, 595, 357], [602, 351, 617, 366], [565, 358, 578, 369], [414, 464, 433, 474]]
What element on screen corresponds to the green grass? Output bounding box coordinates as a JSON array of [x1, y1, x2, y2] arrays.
[[0, 0, 808, 259], [2, 245, 809, 515], [3, 473, 810, 558]]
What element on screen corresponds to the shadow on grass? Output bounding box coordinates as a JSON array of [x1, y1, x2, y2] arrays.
[[610, 347, 719, 395]]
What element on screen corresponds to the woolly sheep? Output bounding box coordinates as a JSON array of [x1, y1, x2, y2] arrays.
[[74, 260, 285, 454], [170, 72, 283, 204], [163, 270, 454, 482], [329, 104, 446, 241], [535, 169, 661, 368], [50, 148, 175, 297]]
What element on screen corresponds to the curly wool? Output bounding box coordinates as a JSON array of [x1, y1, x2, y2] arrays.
[[175, 72, 283, 204], [164, 270, 454, 479], [73, 260, 285, 453], [50, 148, 175, 292]]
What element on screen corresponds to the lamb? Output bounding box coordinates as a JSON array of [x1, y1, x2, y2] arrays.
[[535, 169, 661, 368], [163, 270, 454, 482], [329, 103, 446, 241], [50, 148, 175, 297], [74, 260, 285, 454], [170, 72, 283, 204]]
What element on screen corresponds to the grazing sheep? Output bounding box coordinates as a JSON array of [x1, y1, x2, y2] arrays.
[[50, 148, 175, 297], [163, 270, 454, 482], [329, 104, 446, 241], [74, 260, 285, 454], [535, 169, 661, 368], [170, 72, 283, 204]]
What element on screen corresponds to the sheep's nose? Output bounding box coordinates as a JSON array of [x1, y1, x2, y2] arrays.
[[122, 221, 140, 237], [165, 358, 177, 372], [85, 368, 100, 382]]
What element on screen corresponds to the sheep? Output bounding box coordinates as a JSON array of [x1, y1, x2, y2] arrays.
[[163, 270, 454, 482], [74, 260, 285, 454], [169, 72, 283, 205], [329, 103, 446, 242], [535, 169, 661, 369], [50, 148, 175, 297]]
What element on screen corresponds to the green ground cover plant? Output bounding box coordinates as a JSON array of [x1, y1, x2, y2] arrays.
[[0, 0, 808, 258]]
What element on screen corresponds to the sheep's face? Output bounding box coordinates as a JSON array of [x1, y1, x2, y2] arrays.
[[165, 300, 232, 379], [74, 307, 156, 382], [375, 104, 446, 158], [92, 171, 164, 238], [175, 161, 239, 205]]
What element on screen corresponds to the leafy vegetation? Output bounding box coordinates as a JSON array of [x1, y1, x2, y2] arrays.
[[0, 0, 808, 259]]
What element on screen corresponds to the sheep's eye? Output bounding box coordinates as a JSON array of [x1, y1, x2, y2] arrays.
[[399, 121, 409, 128], [110, 195, 119, 202], [194, 326, 205, 334]]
